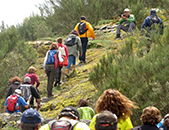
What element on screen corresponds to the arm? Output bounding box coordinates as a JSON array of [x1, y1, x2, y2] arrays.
[[3, 106, 7, 113], [77, 37, 82, 54], [34, 74, 40, 88], [20, 97, 29, 108], [58, 51, 64, 62], [127, 15, 135, 23], [119, 18, 125, 24], [6, 87, 12, 98], [44, 51, 49, 70]]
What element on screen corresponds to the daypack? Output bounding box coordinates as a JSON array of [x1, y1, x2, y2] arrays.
[[78, 22, 87, 35], [47, 50, 57, 64], [59, 46, 66, 56], [150, 15, 160, 26], [65, 36, 76, 46], [7, 95, 19, 112], [20, 85, 32, 101], [48, 120, 79, 130]]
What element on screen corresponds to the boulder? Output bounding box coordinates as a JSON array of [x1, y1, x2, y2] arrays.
[[99, 24, 109, 31], [44, 41, 52, 45]]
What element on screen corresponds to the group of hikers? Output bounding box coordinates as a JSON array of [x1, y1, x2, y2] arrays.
[[2, 8, 166, 130]]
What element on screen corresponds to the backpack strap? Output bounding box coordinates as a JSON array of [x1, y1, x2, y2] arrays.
[[69, 120, 79, 130], [48, 120, 57, 130]]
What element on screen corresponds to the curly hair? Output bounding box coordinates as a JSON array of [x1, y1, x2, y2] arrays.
[[163, 114, 169, 129], [77, 99, 88, 107], [96, 89, 138, 121], [140, 106, 162, 125], [28, 67, 37, 73], [49, 43, 58, 50], [9, 76, 21, 83]]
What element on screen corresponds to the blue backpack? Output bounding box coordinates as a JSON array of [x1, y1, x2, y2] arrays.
[[47, 50, 57, 64]]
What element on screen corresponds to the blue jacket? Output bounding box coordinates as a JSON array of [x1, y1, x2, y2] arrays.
[[141, 14, 164, 29]]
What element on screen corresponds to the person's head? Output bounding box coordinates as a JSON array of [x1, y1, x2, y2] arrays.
[[150, 9, 157, 15], [49, 43, 58, 50], [28, 67, 37, 74], [58, 106, 80, 120], [9, 76, 21, 84], [80, 16, 86, 21], [96, 89, 138, 121], [124, 8, 130, 17], [140, 106, 162, 125], [24, 77, 31, 84], [95, 110, 118, 130], [77, 99, 88, 107], [57, 37, 63, 44], [20, 108, 42, 130], [163, 114, 169, 129], [70, 30, 79, 36], [15, 89, 22, 96]]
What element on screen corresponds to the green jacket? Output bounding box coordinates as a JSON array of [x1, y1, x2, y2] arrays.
[[78, 107, 95, 120], [119, 14, 135, 25], [66, 34, 82, 58]]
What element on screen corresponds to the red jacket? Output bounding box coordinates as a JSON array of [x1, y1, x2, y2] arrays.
[[57, 44, 68, 58]]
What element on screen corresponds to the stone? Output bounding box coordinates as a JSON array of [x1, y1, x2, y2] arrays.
[[99, 24, 109, 31], [96, 43, 104, 48], [44, 41, 52, 45]]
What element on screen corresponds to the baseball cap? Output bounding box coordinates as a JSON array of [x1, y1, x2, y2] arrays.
[[15, 89, 22, 95], [151, 9, 157, 14], [24, 77, 31, 83], [58, 106, 80, 120], [21, 108, 42, 124], [124, 8, 130, 12], [95, 110, 117, 130]]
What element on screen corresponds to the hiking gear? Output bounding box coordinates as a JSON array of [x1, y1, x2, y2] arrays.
[[79, 38, 88, 62], [150, 15, 160, 26], [119, 14, 135, 24], [72, 65, 76, 71], [7, 95, 19, 112], [65, 68, 70, 77], [59, 56, 68, 67], [47, 50, 57, 64], [95, 111, 117, 130], [48, 119, 79, 130], [58, 44, 68, 58], [59, 46, 66, 56], [124, 8, 130, 12], [20, 85, 32, 101], [54, 53, 58, 69], [21, 108, 42, 123], [24, 77, 31, 83], [114, 34, 121, 40], [65, 36, 76, 46], [78, 22, 88, 35], [15, 89, 22, 95]]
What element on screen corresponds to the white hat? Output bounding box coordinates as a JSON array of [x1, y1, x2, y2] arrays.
[[24, 77, 31, 83], [15, 89, 22, 95], [124, 8, 130, 12]]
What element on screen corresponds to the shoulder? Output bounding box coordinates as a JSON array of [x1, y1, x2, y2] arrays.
[[74, 122, 90, 130], [132, 126, 141, 130]]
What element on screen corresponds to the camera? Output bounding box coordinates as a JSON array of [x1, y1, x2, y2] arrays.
[[123, 14, 126, 17]]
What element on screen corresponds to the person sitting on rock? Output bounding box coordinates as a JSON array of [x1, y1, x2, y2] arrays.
[[6, 76, 22, 98], [95, 110, 118, 130], [20, 108, 42, 130], [114, 8, 136, 39], [40, 106, 90, 130], [77, 99, 95, 120], [132, 106, 162, 130], [4, 89, 30, 113]]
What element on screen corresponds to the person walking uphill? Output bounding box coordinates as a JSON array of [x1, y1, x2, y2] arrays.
[[74, 16, 95, 64], [65, 30, 82, 77], [115, 8, 136, 39], [44, 43, 63, 97]]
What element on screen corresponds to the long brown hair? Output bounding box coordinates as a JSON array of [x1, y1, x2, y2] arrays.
[[49, 43, 58, 50], [96, 89, 138, 121], [9, 76, 21, 84]]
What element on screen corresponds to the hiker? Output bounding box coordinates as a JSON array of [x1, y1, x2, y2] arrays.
[[23, 67, 40, 88], [95, 110, 118, 130], [40, 106, 90, 130], [6, 76, 21, 98], [77, 99, 95, 120], [89, 89, 138, 130], [4, 89, 30, 113], [114, 8, 136, 39], [74, 16, 95, 64], [44, 43, 63, 97], [159, 114, 169, 130], [132, 106, 162, 130], [19, 77, 41, 112], [141, 9, 164, 34], [54, 37, 68, 88], [20, 108, 42, 130], [65, 30, 82, 77]]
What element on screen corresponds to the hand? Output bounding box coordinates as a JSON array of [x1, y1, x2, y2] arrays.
[[80, 53, 82, 56], [37, 104, 41, 109], [44, 70, 46, 74]]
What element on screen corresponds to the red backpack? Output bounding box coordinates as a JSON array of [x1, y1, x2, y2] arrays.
[[7, 95, 19, 112]]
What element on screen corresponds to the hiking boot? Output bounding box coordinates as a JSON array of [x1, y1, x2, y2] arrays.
[[114, 34, 121, 40], [54, 81, 59, 87], [65, 68, 70, 78], [72, 65, 76, 71]]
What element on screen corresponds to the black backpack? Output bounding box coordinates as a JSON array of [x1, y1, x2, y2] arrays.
[[48, 120, 79, 130], [78, 22, 87, 35], [150, 15, 160, 26], [65, 36, 76, 46]]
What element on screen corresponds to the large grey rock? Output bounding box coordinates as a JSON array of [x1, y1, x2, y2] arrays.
[[99, 24, 109, 31]]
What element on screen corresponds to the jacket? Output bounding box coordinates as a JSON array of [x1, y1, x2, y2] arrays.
[[66, 34, 82, 57], [132, 124, 159, 130], [6, 81, 20, 98], [119, 14, 135, 25], [58, 43, 68, 58], [141, 14, 164, 29], [74, 20, 95, 39]]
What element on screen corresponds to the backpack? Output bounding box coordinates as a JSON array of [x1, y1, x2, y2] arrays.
[[47, 50, 57, 64], [48, 120, 79, 130], [78, 22, 87, 35], [59, 46, 66, 56], [7, 95, 19, 112], [65, 36, 77, 46], [20, 85, 32, 101], [150, 15, 160, 26]]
